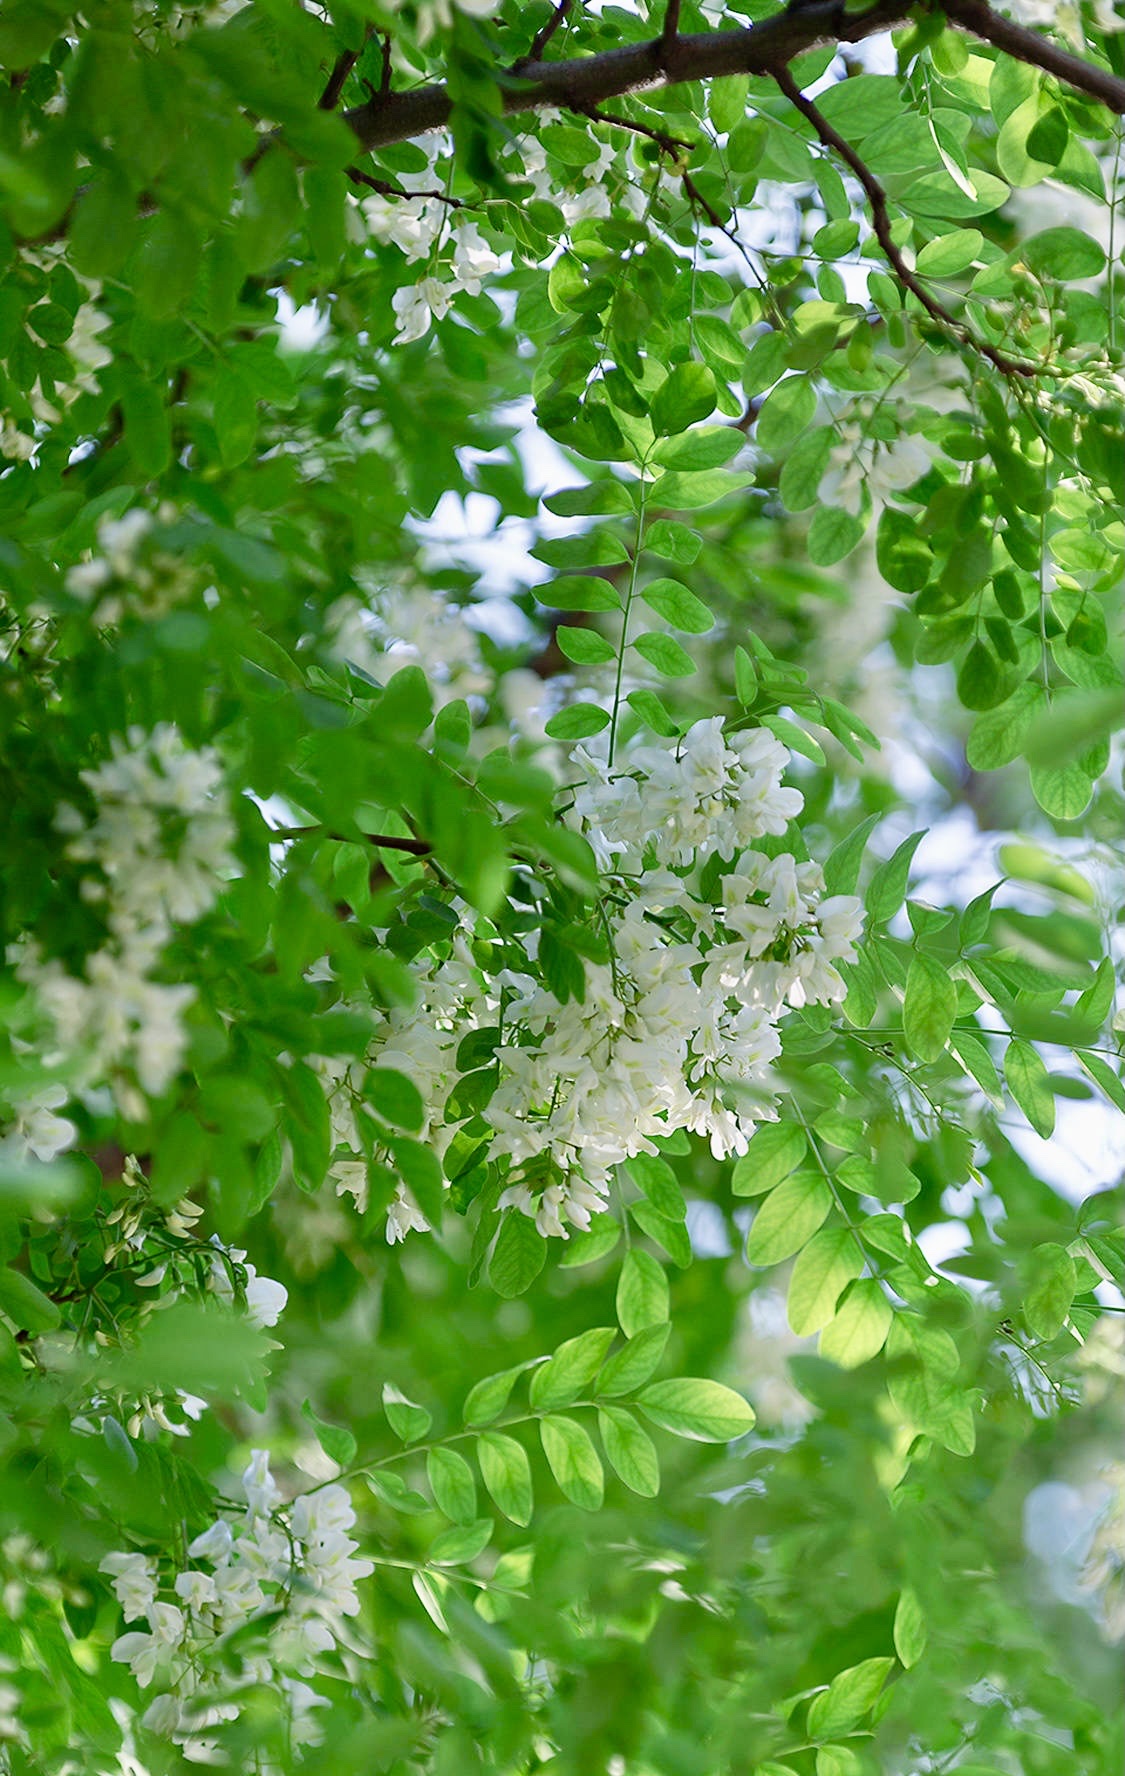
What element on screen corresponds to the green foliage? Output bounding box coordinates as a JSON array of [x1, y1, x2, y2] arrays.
[[0, 1, 1122, 1771]]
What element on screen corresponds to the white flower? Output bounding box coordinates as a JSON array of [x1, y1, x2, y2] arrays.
[[241, 1450, 282, 1520], [208, 1242, 288, 1329], [386, 1185, 430, 1245], [100, 1551, 158, 1622], [173, 1569, 217, 1612], [187, 1520, 233, 1563], [391, 277, 453, 344], [450, 221, 503, 294]]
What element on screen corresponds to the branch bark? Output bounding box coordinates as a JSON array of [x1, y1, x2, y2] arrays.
[[344, 0, 909, 150], [342, 0, 1125, 155]]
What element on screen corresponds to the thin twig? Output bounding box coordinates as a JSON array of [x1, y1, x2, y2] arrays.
[[270, 824, 431, 856], [345, 166, 467, 207], [577, 102, 692, 158], [515, 0, 573, 72], [772, 65, 1042, 379]]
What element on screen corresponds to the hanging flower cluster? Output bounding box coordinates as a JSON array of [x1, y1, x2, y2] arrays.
[[326, 719, 864, 1243], [12, 724, 236, 1109], [102, 1454, 371, 1759]]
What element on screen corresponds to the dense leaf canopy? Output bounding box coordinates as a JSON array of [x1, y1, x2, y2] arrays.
[[0, 0, 1122, 1772]]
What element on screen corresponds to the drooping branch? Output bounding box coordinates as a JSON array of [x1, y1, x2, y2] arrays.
[[772, 65, 1042, 380], [341, 0, 1125, 156]]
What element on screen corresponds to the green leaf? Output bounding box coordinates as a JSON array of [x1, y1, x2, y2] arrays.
[[383, 1383, 432, 1443], [808, 506, 865, 566], [477, 1431, 533, 1525], [595, 1324, 671, 1397], [301, 1401, 357, 1469], [368, 1068, 426, 1131], [745, 1171, 831, 1266], [555, 625, 617, 665], [1024, 1242, 1076, 1340], [1004, 1039, 1055, 1138], [0, 1265, 61, 1333], [1077, 1050, 1125, 1114], [616, 1249, 669, 1337], [632, 631, 696, 678], [957, 640, 1009, 712], [650, 362, 716, 435], [540, 1415, 604, 1510], [1028, 761, 1094, 820], [915, 228, 982, 275], [644, 519, 701, 565], [786, 1226, 864, 1336], [731, 1122, 807, 1196], [807, 1658, 894, 1739], [965, 683, 1043, 770], [427, 1447, 478, 1525], [649, 469, 747, 510], [823, 814, 881, 898], [866, 830, 925, 923], [893, 1586, 927, 1669], [463, 1366, 523, 1425], [818, 1278, 893, 1368], [756, 376, 816, 452], [429, 1519, 493, 1564], [903, 953, 958, 1063], [638, 1377, 755, 1442], [627, 1152, 686, 1220], [529, 1326, 616, 1410], [536, 575, 621, 612], [598, 1404, 660, 1496], [1023, 226, 1106, 280], [651, 427, 743, 472], [544, 703, 611, 741], [366, 1470, 431, 1515], [639, 578, 715, 634], [490, 1211, 547, 1296]]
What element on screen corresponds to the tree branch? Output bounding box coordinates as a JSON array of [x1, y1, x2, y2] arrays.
[[515, 0, 573, 72], [943, 0, 1125, 114], [320, 45, 363, 111], [344, 1, 909, 150], [773, 65, 1041, 379], [342, 0, 1125, 157]]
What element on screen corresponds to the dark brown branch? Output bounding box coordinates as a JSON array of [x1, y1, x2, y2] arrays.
[[515, 0, 573, 72], [578, 103, 692, 158], [772, 66, 1041, 379], [320, 45, 363, 111], [943, 0, 1125, 114], [271, 824, 431, 855], [345, 166, 467, 206], [344, 1, 909, 150], [661, 0, 681, 59]]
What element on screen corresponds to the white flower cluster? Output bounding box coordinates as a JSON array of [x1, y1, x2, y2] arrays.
[[328, 581, 491, 703], [326, 927, 486, 1241], [103, 1454, 372, 1759], [325, 719, 862, 1243], [361, 187, 503, 343], [819, 422, 933, 517], [63, 505, 193, 626], [495, 720, 862, 1231], [13, 725, 236, 1111]]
